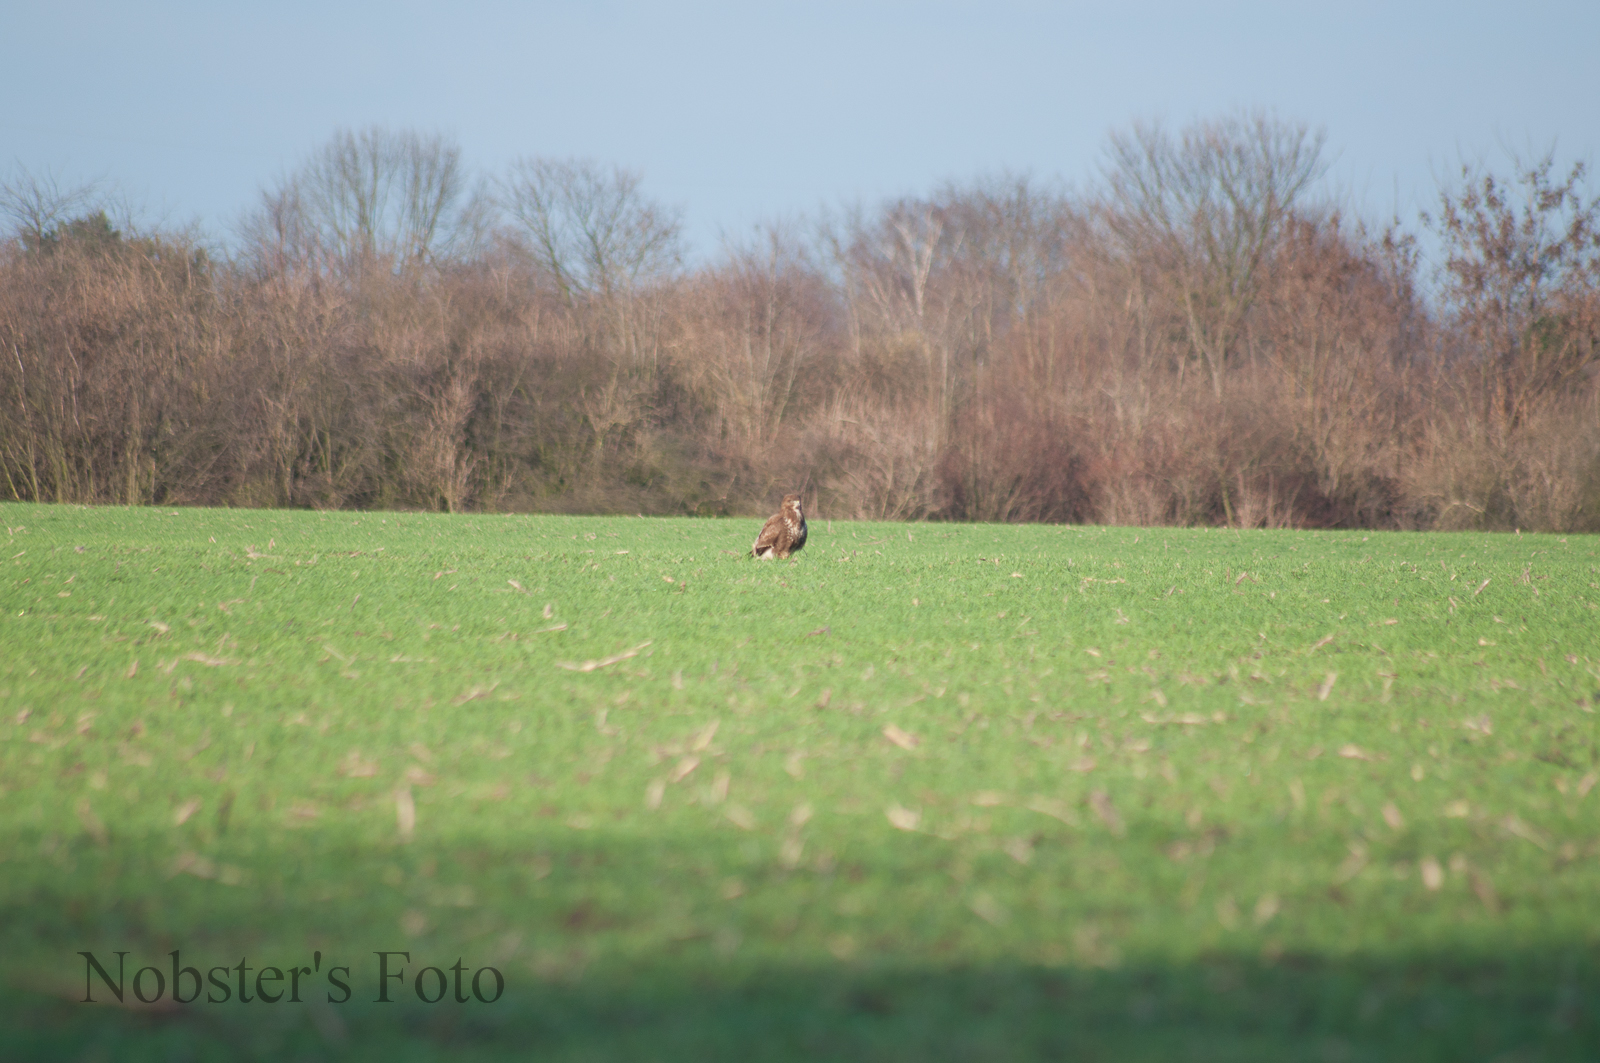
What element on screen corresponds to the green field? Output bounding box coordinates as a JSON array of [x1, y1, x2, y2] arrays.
[[2, 503, 1598, 1061]]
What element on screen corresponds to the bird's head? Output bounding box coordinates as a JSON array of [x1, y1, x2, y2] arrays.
[[782, 493, 803, 516]]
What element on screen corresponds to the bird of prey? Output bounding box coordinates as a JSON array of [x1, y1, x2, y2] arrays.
[[752, 494, 807, 559]]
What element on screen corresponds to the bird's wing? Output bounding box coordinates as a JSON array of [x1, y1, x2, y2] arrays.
[[752, 513, 783, 554]]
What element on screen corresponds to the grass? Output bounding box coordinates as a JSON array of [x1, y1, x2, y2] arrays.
[[2, 502, 1598, 1061]]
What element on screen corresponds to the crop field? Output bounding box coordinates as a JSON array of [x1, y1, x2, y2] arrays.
[[2, 503, 1598, 1061]]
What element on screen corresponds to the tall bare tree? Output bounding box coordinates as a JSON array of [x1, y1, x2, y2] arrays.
[[244, 127, 485, 278], [1103, 111, 1328, 397], [497, 158, 681, 305], [685, 225, 831, 452], [1427, 152, 1600, 428]]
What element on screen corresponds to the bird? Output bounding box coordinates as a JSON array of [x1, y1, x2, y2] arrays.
[[752, 493, 807, 559]]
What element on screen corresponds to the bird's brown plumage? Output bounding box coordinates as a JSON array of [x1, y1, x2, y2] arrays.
[[752, 494, 807, 559]]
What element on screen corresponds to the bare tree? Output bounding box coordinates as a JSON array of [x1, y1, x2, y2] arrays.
[[1103, 111, 1328, 397], [684, 224, 830, 451], [244, 127, 485, 277], [1427, 152, 1600, 427], [830, 201, 965, 455], [0, 165, 102, 250], [1415, 152, 1600, 530], [497, 158, 681, 304]]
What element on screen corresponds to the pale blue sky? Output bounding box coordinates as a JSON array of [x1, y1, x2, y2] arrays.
[[4, 1, 1595, 260]]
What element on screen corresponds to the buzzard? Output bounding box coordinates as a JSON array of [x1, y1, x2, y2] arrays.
[[752, 494, 807, 559]]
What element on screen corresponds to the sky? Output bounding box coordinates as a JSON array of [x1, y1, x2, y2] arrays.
[[4, 1, 1596, 264]]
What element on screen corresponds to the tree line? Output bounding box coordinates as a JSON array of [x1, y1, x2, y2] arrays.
[[2, 114, 1597, 529]]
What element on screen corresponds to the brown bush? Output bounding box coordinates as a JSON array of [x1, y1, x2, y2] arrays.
[[3, 122, 1597, 532]]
